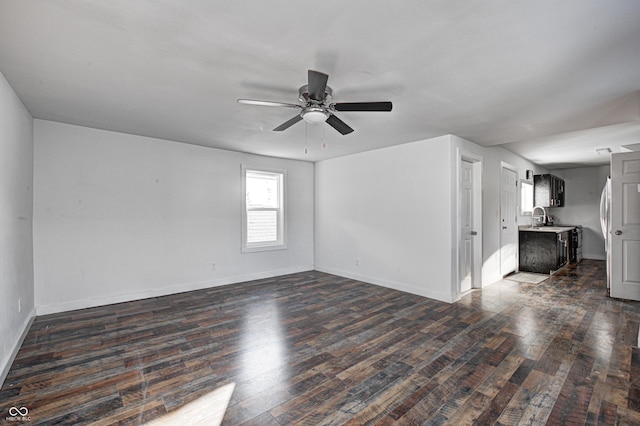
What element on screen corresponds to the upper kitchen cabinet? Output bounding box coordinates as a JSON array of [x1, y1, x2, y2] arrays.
[[534, 174, 565, 207]]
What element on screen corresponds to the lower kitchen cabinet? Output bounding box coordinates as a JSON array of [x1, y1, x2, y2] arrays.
[[519, 230, 570, 274]]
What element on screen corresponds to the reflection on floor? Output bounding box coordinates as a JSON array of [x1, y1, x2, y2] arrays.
[[1, 260, 640, 424]]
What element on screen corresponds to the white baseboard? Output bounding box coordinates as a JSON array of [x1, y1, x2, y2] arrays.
[[314, 266, 455, 303], [36, 265, 314, 316], [583, 254, 606, 261], [482, 273, 505, 289], [1, 309, 35, 389]]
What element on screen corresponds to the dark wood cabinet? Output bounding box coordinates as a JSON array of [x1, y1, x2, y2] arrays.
[[519, 230, 570, 274], [534, 174, 565, 207]]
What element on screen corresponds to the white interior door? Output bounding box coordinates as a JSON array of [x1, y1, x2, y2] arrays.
[[500, 166, 518, 276], [610, 151, 640, 300], [460, 159, 474, 293]]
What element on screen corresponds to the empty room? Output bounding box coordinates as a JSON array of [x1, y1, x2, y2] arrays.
[[2, 1, 640, 424]]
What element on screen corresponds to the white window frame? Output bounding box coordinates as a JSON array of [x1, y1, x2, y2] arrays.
[[242, 165, 287, 253], [520, 180, 534, 215]]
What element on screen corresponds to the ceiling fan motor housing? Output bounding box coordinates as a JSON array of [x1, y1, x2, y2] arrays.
[[299, 85, 332, 104]]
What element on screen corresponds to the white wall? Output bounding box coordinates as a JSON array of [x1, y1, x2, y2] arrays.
[[0, 73, 35, 386], [33, 120, 314, 314], [314, 134, 547, 302], [552, 165, 609, 260], [315, 135, 456, 302]]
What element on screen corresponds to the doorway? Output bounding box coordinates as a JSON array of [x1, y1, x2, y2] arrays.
[[458, 153, 482, 295], [500, 164, 518, 276], [610, 151, 640, 300]]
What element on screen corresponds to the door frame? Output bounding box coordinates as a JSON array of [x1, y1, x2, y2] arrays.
[[610, 151, 640, 300], [455, 148, 483, 298], [500, 162, 519, 277]]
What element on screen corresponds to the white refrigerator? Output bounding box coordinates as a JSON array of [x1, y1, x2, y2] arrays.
[[599, 176, 611, 289]]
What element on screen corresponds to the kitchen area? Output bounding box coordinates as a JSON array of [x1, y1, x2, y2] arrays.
[[518, 153, 640, 303], [518, 173, 587, 275]]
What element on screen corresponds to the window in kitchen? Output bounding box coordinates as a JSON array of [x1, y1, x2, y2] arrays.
[[521, 180, 534, 215], [242, 166, 286, 252]]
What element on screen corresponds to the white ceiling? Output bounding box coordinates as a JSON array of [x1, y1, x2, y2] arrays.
[[1, 0, 639, 165]]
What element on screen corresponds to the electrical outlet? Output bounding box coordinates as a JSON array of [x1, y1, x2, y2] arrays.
[[211, 263, 217, 271], [355, 258, 360, 267]]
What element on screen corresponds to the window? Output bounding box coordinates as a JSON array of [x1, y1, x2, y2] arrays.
[[520, 180, 534, 215], [242, 166, 286, 252]]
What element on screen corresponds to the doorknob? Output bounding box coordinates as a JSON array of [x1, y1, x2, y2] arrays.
[[615, 230, 623, 235], [502, 226, 507, 230], [471, 231, 478, 236]]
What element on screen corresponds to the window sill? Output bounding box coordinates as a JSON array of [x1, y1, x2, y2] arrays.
[[242, 243, 288, 253]]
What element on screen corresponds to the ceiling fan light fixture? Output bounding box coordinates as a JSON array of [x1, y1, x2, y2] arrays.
[[301, 108, 329, 124]]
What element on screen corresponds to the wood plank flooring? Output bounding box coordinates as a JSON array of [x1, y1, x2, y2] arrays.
[[2, 260, 640, 424]]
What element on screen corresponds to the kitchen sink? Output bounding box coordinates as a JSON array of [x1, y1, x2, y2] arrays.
[[524, 226, 575, 232]]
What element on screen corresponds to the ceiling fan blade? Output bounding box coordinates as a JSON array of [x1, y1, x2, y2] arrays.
[[308, 70, 329, 101], [273, 114, 303, 131], [238, 99, 301, 109], [326, 114, 354, 135], [332, 101, 393, 112]]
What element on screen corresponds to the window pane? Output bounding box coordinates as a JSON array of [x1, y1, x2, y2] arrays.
[[243, 167, 286, 252], [247, 210, 278, 243], [521, 181, 533, 214], [246, 173, 279, 208]]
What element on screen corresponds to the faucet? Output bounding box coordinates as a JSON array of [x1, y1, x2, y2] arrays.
[[532, 206, 547, 227]]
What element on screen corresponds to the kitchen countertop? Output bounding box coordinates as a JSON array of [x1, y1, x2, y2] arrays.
[[519, 226, 575, 233]]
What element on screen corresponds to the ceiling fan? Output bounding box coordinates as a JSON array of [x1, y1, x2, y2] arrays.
[[237, 70, 392, 135]]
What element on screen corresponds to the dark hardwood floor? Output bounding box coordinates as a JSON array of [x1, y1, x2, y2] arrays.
[[2, 260, 640, 425]]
